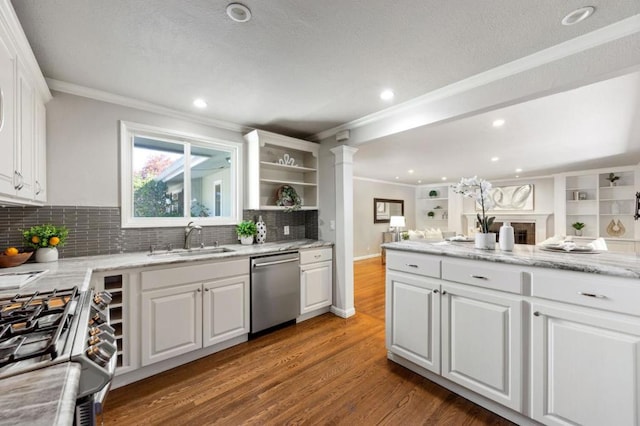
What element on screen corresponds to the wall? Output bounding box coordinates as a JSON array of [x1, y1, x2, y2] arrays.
[[0, 91, 319, 258], [46, 91, 244, 206], [460, 176, 555, 237], [353, 177, 416, 259]]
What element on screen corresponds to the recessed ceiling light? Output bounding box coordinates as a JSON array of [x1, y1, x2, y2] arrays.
[[492, 119, 505, 127], [515, 175, 520, 178], [418, 180, 422, 184], [408, 169, 414, 174], [193, 98, 207, 108], [395, 176, 399, 180], [491, 157, 499, 162], [441, 177, 447, 181], [515, 168, 523, 173], [226, 3, 252, 23], [380, 89, 394, 101], [561, 6, 595, 26]]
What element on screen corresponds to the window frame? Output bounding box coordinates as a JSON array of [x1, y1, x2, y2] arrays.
[[120, 121, 243, 228]]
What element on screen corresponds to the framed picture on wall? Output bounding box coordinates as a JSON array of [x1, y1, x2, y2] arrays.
[[374, 198, 404, 223]]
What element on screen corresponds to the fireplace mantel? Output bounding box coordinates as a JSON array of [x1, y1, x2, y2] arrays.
[[463, 212, 553, 244]]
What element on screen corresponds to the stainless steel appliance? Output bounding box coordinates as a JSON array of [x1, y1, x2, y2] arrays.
[[0, 286, 116, 425], [251, 252, 300, 334]]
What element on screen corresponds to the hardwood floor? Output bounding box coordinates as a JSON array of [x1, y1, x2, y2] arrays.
[[102, 257, 513, 425]]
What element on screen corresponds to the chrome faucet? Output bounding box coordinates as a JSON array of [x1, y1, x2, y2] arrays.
[[184, 221, 202, 249]]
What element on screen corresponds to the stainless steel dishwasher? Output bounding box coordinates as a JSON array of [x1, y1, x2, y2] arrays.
[[250, 251, 300, 334]]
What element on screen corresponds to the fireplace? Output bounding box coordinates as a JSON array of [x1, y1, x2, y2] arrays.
[[489, 222, 536, 245]]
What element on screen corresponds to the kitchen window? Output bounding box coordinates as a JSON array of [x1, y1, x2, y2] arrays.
[[120, 121, 242, 228]]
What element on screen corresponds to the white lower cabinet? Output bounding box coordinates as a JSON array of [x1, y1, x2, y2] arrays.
[[141, 283, 203, 366], [531, 302, 640, 426], [386, 271, 440, 373], [203, 275, 250, 347], [441, 283, 523, 412], [300, 261, 332, 314], [139, 258, 249, 367]]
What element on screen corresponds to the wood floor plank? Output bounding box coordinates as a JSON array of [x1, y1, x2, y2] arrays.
[[102, 257, 515, 425]]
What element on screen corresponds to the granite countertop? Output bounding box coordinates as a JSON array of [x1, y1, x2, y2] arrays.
[[0, 239, 332, 425], [0, 362, 80, 426], [383, 240, 640, 279]]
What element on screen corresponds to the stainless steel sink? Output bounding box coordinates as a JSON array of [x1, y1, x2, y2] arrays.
[[177, 247, 234, 256], [149, 247, 234, 257]]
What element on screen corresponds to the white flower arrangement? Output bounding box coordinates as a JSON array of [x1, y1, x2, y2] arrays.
[[452, 176, 495, 233]]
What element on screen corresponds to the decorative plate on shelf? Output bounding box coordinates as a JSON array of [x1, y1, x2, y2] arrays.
[[275, 185, 301, 211], [606, 219, 626, 237]]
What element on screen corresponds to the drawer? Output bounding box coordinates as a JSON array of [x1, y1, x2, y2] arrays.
[[300, 247, 333, 265], [141, 258, 249, 290], [386, 250, 440, 278], [531, 268, 640, 317], [442, 259, 523, 294]]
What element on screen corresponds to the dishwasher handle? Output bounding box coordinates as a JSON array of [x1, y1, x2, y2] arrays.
[[253, 257, 299, 268]]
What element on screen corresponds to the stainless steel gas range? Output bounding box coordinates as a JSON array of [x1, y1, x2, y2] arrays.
[[0, 286, 116, 425]]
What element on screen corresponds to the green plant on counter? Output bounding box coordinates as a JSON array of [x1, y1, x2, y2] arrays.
[[571, 222, 585, 230], [22, 224, 69, 248], [401, 231, 409, 240], [236, 220, 257, 237]]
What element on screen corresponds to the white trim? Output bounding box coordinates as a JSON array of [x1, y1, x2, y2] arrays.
[[119, 121, 243, 228], [354, 176, 417, 188], [354, 253, 381, 261], [48, 78, 248, 133], [330, 305, 356, 318], [312, 15, 640, 142], [0, 0, 51, 102]]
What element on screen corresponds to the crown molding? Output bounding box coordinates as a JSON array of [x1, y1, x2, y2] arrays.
[[0, 0, 51, 102], [312, 14, 640, 142], [46, 78, 248, 133], [354, 176, 417, 188]]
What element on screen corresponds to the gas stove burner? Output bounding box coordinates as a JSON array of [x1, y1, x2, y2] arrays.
[[0, 287, 79, 368]]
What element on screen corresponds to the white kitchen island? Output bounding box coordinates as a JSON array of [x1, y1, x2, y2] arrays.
[[383, 241, 640, 426]]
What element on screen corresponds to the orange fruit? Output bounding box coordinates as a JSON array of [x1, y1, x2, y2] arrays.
[[4, 247, 18, 256], [49, 236, 60, 246], [31, 236, 40, 244]]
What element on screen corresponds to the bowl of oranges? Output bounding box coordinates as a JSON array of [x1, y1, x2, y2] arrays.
[[0, 247, 33, 268]]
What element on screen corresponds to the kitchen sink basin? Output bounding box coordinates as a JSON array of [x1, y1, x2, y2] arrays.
[[149, 247, 234, 257]]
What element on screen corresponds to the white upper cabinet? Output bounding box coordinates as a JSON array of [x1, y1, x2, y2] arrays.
[[244, 129, 319, 210], [0, 2, 51, 205]]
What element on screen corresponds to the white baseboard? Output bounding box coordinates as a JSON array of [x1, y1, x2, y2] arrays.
[[330, 305, 356, 318], [353, 253, 381, 261]]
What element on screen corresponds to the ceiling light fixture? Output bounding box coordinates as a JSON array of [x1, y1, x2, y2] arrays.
[[418, 180, 422, 184], [193, 98, 207, 108], [492, 119, 505, 127], [441, 177, 447, 181], [395, 176, 399, 180], [226, 3, 252, 23], [408, 169, 414, 174], [491, 157, 499, 162], [561, 6, 595, 26], [380, 89, 394, 101], [515, 168, 523, 173]]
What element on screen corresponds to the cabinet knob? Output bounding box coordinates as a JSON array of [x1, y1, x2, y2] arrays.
[[205, 288, 209, 292], [533, 311, 541, 317], [197, 288, 201, 292], [433, 289, 439, 294], [442, 290, 447, 295]]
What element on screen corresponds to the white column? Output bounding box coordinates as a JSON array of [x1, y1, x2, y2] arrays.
[[330, 145, 358, 318]]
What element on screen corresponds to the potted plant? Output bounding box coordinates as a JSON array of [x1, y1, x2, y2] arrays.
[[571, 222, 586, 236], [606, 173, 620, 187], [428, 190, 438, 198], [453, 176, 496, 249], [276, 185, 302, 211], [236, 220, 257, 245], [22, 224, 69, 262], [427, 211, 435, 218]]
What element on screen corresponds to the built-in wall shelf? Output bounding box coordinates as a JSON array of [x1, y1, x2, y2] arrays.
[[245, 130, 319, 210]]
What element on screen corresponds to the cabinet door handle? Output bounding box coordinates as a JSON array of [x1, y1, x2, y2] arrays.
[[314, 254, 322, 258], [533, 311, 541, 317], [205, 288, 209, 292], [470, 275, 488, 280], [433, 289, 439, 294], [577, 291, 606, 299], [13, 171, 20, 190], [35, 181, 41, 195], [197, 288, 201, 292], [442, 290, 447, 295], [406, 264, 418, 268]]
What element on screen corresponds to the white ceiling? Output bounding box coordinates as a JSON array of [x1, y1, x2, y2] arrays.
[[10, 1, 640, 184]]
